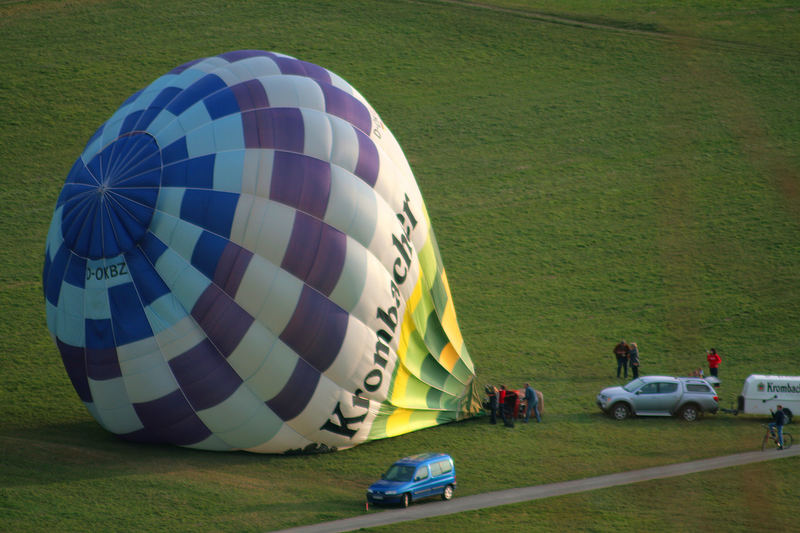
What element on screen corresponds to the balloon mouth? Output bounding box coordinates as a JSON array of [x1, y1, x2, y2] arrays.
[[60, 131, 162, 259]]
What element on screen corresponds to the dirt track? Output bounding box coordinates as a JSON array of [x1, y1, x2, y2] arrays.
[[273, 447, 799, 533]]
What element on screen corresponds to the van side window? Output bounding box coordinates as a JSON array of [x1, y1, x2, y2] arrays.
[[430, 461, 442, 477], [414, 466, 429, 481], [437, 460, 452, 474]]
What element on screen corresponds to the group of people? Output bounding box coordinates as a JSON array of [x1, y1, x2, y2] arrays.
[[486, 383, 541, 427], [689, 349, 722, 378], [613, 341, 724, 381], [612, 340, 641, 379]]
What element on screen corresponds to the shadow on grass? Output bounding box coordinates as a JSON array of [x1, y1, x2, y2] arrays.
[[0, 420, 293, 488]]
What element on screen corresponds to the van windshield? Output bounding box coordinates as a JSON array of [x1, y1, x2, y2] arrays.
[[384, 464, 415, 482]]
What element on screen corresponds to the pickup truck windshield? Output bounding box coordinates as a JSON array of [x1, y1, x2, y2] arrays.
[[623, 378, 645, 392]]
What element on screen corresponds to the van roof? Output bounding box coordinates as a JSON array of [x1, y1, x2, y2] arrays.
[[395, 452, 450, 465]]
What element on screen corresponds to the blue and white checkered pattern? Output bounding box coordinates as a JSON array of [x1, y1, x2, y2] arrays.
[[44, 50, 473, 454]]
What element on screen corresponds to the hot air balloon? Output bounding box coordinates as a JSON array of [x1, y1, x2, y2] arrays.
[[43, 50, 482, 453]]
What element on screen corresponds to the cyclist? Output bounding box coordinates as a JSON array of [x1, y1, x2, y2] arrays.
[[769, 405, 787, 450]]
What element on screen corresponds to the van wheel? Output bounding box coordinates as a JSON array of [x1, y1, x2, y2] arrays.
[[401, 493, 411, 508], [442, 484, 454, 501], [680, 404, 700, 421], [611, 403, 630, 420]]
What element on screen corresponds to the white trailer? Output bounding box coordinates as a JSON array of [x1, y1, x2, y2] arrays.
[[737, 374, 800, 422]]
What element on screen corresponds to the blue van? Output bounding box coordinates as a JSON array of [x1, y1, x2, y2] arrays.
[[366, 453, 456, 507]]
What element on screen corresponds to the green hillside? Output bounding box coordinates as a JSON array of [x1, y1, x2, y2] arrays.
[[1, 1, 798, 531]]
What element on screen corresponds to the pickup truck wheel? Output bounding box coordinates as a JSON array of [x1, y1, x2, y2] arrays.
[[680, 404, 700, 421], [401, 493, 411, 508], [611, 403, 630, 420], [442, 484, 454, 501]]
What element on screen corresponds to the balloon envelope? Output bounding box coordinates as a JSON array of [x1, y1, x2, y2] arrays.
[[43, 50, 481, 453]]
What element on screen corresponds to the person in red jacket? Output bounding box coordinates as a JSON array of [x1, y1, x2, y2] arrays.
[[706, 348, 721, 377]]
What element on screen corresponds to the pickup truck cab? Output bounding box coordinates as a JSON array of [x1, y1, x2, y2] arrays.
[[597, 376, 719, 421]]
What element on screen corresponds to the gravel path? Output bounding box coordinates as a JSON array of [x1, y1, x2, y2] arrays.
[[273, 447, 800, 532]]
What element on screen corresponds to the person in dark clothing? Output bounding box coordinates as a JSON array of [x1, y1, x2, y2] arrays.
[[523, 383, 541, 423], [613, 340, 630, 378], [503, 388, 517, 427], [769, 405, 787, 449], [487, 385, 498, 424], [498, 385, 507, 425]]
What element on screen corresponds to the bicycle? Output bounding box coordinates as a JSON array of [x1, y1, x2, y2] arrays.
[[761, 423, 793, 451]]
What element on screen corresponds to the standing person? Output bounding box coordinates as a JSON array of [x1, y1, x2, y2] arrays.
[[498, 385, 507, 425], [503, 388, 517, 427], [487, 385, 498, 424], [707, 348, 721, 377], [769, 405, 787, 450], [628, 342, 640, 379], [613, 340, 630, 379], [523, 383, 541, 423]]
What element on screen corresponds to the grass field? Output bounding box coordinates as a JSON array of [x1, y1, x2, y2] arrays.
[[1, 1, 799, 531]]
